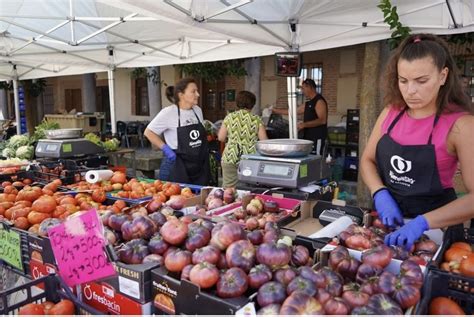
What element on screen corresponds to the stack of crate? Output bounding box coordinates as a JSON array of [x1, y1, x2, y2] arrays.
[[343, 109, 359, 181]]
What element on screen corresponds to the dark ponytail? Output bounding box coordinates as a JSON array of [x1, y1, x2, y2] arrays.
[[165, 86, 175, 104]]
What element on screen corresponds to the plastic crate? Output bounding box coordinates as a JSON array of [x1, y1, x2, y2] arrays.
[[346, 109, 360, 124], [0, 170, 34, 185], [416, 271, 473, 314], [343, 169, 358, 182], [346, 131, 359, 144], [30, 158, 108, 185], [0, 269, 101, 315], [428, 227, 474, 295], [328, 126, 346, 145], [106, 192, 152, 204], [44, 113, 105, 133]]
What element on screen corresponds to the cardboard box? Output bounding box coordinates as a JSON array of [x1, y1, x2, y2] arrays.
[[80, 278, 152, 315], [281, 200, 322, 237], [111, 261, 159, 303], [151, 266, 256, 315], [150, 233, 326, 316], [316, 243, 431, 315], [28, 258, 58, 290], [26, 233, 56, 267], [283, 200, 367, 238], [181, 187, 250, 214], [205, 194, 302, 228]]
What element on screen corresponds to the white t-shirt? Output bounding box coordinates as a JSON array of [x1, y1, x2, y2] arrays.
[[147, 104, 204, 150]]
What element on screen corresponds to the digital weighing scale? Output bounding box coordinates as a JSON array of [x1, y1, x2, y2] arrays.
[[35, 139, 105, 158], [238, 153, 330, 189]]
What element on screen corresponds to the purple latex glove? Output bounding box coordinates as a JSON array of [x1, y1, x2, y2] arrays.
[[373, 188, 404, 228], [162, 144, 176, 162], [384, 215, 429, 251]]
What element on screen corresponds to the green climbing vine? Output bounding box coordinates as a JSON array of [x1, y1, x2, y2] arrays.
[[0, 81, 12, 90], [378, 0, 412, 49], [27, 79, 46, 97], [0, 79, 46, 97], [178, 59, 247, 82], [378, 0, 472, 71]]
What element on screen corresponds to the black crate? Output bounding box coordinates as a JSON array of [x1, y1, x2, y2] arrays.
[[312, 200, 365, 226], [30, 157, 108, 185], [428, 227, 474, 294], [0, 170, 35, 184], [266, 114, 289, 139], [346, 109, 360, 124], [416, 271, 473, 314], [343, 169, 358, 182], [0, 269, 101, 315], [346, 121, 359, 132], [346, 131, 359, 144]]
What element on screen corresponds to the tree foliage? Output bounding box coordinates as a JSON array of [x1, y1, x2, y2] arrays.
[[178, 59, 247, 82], [378, 0, 412, 49]]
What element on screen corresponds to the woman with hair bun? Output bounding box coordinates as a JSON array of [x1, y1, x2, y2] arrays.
[[144, 77, 210, 185]]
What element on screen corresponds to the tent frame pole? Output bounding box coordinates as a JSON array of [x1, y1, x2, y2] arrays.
[[108, 49, 117, 135], [12, 66, 20, 135]]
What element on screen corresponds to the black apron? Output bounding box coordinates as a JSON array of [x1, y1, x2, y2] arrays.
[[170, 106, 210, 186], [303, 94, 328, 155], [376, 108, 460, 231]]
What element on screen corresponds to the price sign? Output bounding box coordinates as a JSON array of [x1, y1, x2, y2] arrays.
[[0, 227, 23, 271], [48, 210, 115, 286]]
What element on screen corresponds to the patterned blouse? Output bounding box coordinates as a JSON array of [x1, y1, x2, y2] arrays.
[[222, 110, 263, 165]]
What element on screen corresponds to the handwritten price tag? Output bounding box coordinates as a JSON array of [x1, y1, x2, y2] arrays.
[[0, 227, 23, 271], [48, 210, 115, 286]]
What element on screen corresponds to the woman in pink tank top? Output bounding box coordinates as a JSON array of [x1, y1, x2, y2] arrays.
[[360, 33, 473, 251]]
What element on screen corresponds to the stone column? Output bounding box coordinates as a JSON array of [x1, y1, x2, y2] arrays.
[[245, 57, 262, 115], [147, 66, 162, 117], [357, 41, 385, 208], [81, 73, 97, 112], [36, 96, 45, 123], [0, 88, 8, 119]]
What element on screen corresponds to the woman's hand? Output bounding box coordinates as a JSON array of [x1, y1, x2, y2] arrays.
[[373, 188, 404, 228], [162, 144, 176, 162], [384, 215, 429, 251]]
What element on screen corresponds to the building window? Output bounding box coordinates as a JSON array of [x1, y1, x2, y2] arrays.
[[135, 78, 149, 116], [65, 88, 82, 112], [43, 85, 54, 114], [297, 64, 323, 104]]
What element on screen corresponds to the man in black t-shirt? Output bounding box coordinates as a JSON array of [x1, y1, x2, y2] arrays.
[[273, 78, 328, 155]]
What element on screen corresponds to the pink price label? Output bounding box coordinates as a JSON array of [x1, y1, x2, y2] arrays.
[[48, 209, 116, 286]]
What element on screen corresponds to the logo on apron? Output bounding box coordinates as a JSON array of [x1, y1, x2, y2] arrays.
[[189, 129, 202, 148], [189, 130, 200, 141], [389, 155, 415, 187], [390, 155, 412, 174]]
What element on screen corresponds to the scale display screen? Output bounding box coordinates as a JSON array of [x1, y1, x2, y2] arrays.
[[45, 144, 59, 152], [262, 164, 291, 176]]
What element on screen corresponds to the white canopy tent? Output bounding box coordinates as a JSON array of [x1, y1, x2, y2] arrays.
[[0, 0, 472, 135]]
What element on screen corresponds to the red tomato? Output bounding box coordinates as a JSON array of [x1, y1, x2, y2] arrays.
[[91, 189, 106, 203], [18, 303, 45, 315], [460, 253, 474, 277], [429, 297, 465, 315]]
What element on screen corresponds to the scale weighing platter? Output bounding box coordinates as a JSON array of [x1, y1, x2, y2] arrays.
[[238, 153, 328, 189], [35, 138, 104, 158]]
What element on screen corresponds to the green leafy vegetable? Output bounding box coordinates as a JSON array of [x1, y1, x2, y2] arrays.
[[15, 145, 34, 160], [32, 118, 60, 142]]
